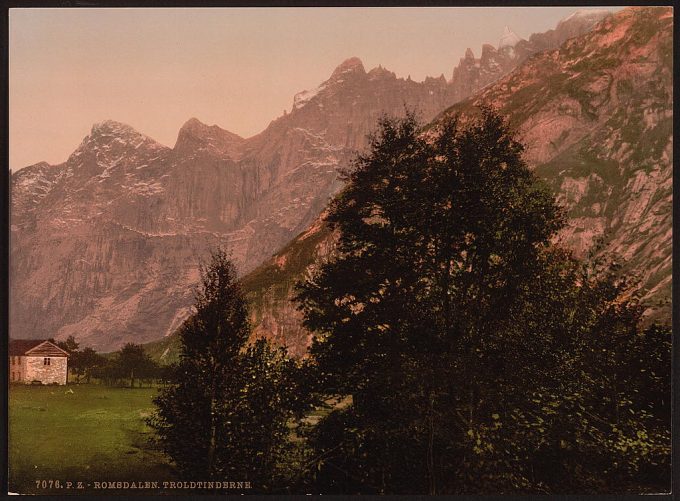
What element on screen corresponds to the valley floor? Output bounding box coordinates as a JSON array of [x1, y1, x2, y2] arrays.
[[8, 384, 176, 495]]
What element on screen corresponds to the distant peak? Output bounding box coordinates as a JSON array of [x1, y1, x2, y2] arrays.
[[13, 161, 52, 176], [367, 65, 396, 80], [292, 57, 367, 111], [90, 120, 140, 137], [464, 48, 475, 59], [182, 117, 205, 129], [481, 43, 497, 58], [83, 120, 158, 148], [69, 119, 166, 164], [174, 117, 244, 156], [330, 57, 365, 78], [498, 25, 522, 48], [179, 117, 224, 134], [559, 8, 612, 25], [178, 117, 242, 138]]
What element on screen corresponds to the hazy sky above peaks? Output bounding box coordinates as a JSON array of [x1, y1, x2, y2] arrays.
[[10, 7, 624, 170]]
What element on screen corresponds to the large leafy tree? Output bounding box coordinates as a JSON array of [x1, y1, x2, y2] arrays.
[[148, 249, 310, 492], [49, 335, 79, 353], [116, 343, 157, 388], [296, 109, 669, 494], [69, 347, 106, 383]]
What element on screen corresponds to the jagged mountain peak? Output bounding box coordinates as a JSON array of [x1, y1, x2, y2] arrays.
[[88, 119, 148, 140], [180, 117, 214, 131], [367, 64, 397, 80], [481, 43, 497, 57], [499, 25, 522, 48], [68, 120, 168, 168], [83, 119, 161, 147], [17, 160, 51, 173], [181, 116, 207, 129], [177, 117, 242, 139], [174, 117, 244, 158], [558, 8, 612, 26], [330, 56, 366, 78], [292, 57, 368, 111]]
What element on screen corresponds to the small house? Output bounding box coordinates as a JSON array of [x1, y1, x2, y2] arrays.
[[9, 340, 69, 385]]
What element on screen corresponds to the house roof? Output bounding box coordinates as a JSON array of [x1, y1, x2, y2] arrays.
[[9, 339, 69, 357]]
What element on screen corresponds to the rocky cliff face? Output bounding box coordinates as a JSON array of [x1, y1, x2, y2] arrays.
[[10, 10, 617, 351], [8, 57, 467, 351], [445, 6, 673, 325]]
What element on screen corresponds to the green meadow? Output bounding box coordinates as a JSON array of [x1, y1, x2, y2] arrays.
[[8, 384, 176, 495]]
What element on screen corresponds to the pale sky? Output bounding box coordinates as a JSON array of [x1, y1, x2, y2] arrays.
[[9, 7, 623, 170]]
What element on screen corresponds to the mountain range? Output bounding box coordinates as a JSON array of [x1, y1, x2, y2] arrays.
[[12, 8, 662, 353], [143, 6, 672, 362]]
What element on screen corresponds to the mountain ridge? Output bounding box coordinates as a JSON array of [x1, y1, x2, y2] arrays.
[[11, 8, 620, 351], [159, 5, 670, 361]]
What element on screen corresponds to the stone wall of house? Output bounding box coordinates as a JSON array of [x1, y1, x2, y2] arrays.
[[24, 356, 68, 385], [9, 356, 24, 383]]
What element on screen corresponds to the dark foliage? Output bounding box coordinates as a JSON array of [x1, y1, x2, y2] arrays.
[[148, 249, 312, 492], [69, 347, 106, 383], [295, 109, 670, 494], [117, 343, 158, 387], [49, 336, 107, 383], [50, 335, 80, 354], [91, 343, 157, 387]]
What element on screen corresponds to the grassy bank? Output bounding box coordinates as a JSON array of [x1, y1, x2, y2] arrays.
[[8, 384, 176, 495]]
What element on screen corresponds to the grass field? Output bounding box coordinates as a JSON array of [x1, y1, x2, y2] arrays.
[[9, 383, 347, 495], [8, 384, 176, 495]]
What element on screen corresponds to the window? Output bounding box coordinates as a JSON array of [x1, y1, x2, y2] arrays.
[[43, 357, 51, 366]]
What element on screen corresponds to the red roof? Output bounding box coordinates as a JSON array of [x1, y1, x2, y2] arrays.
[[9, 339, 69, 356]]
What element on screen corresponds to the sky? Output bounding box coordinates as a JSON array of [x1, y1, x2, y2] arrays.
[[9, 6, 623, 170]]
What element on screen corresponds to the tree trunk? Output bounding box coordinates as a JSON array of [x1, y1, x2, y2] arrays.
[[427, 411, 436, 495], [130, 368, 135, 389], [207, 379, 217, 475]]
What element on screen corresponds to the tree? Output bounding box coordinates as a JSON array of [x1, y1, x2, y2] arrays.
[[446, 251, 670, 493], [116, 343, 156, 388], [156, 363, 176, 387], [50, 335, 79, 354], [148, 249, 311, 492], [92, 359, 126, 387], [296, 109, 670, 493], [69, 347, 106, 383]]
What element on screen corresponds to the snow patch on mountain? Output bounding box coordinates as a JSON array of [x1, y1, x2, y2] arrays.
[[499, 26, 522, 49], [560, 8, 613, 24], [293, 83, 327, 110]]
